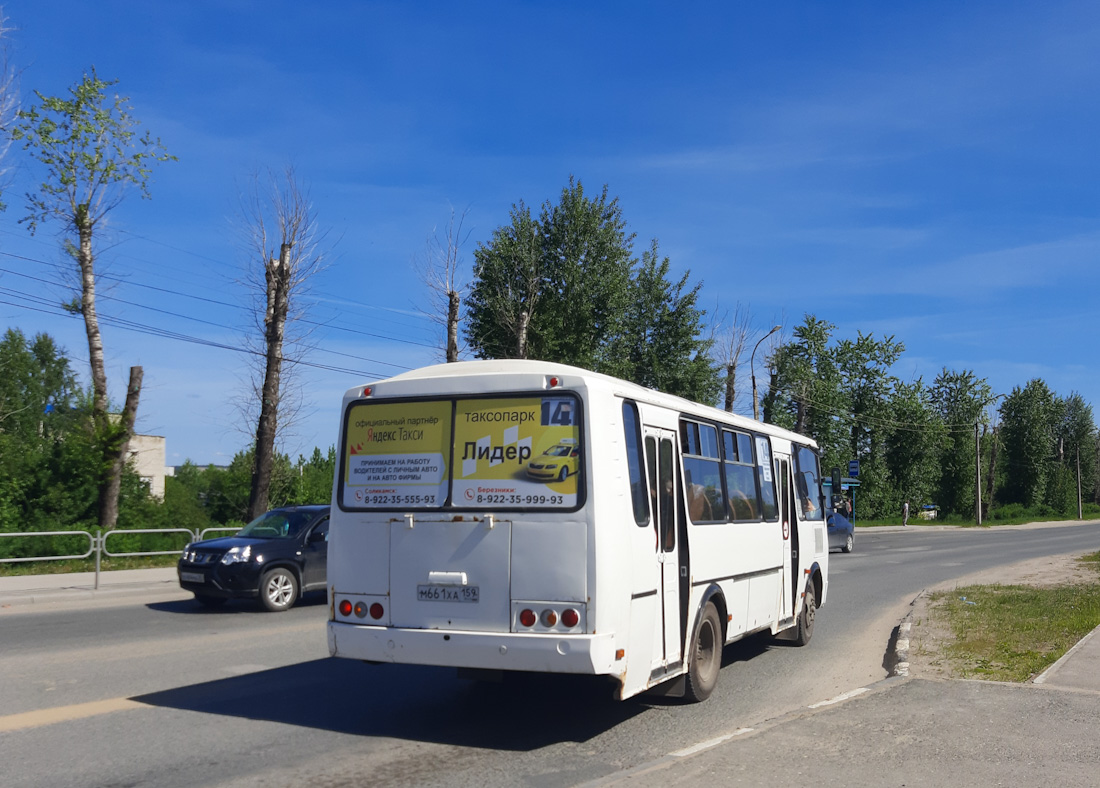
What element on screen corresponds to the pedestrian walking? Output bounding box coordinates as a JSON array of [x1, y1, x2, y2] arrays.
[[902, 500, 910, 527]]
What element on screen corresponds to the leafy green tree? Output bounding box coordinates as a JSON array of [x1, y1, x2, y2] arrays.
[[885, 379, 947, 517], [289, 446, 336, 505], [834, 332, 905, 518], [0, 329, 85, 537], [1047, 392, 1096, 514], [931, 369, 993, 517], [466, 177, 635, 368], [14, 68, 175, 530], [998, 380, 1058, 509], [763, 315, 847, 465], [604, 240, 719, 403]]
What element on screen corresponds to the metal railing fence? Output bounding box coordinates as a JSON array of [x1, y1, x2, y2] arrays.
[[0, 526, 241, 589]]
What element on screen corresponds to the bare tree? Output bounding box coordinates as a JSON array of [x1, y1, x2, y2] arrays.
[[416, 206, 472, 362], [711, 301, 753, 413], [14, 68, 174, 529], [238, 167, 326, 520]]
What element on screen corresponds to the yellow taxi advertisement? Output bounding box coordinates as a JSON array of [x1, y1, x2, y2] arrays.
[[453, 395, 581, 508], [342, 400, 451, 508]]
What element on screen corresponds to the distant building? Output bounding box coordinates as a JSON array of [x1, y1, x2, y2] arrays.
[[129, 434, 167, 499]]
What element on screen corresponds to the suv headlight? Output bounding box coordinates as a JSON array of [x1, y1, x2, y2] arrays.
[[221, 545, 252, 565]]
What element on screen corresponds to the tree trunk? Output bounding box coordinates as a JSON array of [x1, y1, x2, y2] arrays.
[[248, 243, 291, 521], [98, 365, 143, 530], [446, 290, 459, 363], [76, 213, 109, 427], [516, 310, 529, 359], [723, 363, 735, 413]]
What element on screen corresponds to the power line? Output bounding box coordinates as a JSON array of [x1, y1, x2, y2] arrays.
[[0, 251, 441, 350], [0, 290, 401, 380]]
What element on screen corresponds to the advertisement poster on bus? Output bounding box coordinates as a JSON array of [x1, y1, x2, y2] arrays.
[[453, 396, 581, 508], [342, 400, 451, 508]]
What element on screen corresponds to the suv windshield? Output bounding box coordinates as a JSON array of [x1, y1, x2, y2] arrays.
[[238, 510, 316, 539]]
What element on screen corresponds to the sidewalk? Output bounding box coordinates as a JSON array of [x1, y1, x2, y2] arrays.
[[0, 566, 185, 608], [588, 618, 1100, 787], [591, 670, 1100, 787]]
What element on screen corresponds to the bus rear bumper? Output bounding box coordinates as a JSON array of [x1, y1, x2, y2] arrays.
[[327, 621, 618, 675]]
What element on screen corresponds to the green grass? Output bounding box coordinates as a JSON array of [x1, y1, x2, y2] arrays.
[[927, 553, 1100, 681]]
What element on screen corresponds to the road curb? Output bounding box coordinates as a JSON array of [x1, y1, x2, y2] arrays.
[[0, 580, 188, 609], [888, 590, 927, 678]]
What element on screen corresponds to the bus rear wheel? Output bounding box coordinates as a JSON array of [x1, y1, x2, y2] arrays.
[[685, 602, 722, 702]]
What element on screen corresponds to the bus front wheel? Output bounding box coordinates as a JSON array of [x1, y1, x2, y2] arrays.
[[685, 602, 722, 702], [793, 581, 816, 646]]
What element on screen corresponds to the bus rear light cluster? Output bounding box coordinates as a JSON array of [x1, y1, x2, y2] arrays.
[[516, 604, 583, 632], [335, 596, 387, 623]]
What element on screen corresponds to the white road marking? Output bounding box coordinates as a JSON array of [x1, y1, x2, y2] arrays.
[[671, 728, 754, 757]]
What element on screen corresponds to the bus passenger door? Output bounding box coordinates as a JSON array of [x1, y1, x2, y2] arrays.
[[777, 456, 795, 622], [645, 429, 682, 672]]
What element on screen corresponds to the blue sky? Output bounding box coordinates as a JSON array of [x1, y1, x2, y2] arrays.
[[1, 1, 1098, 466]]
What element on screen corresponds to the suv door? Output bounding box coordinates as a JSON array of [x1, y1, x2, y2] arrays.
[[301, 516, 329, 590]]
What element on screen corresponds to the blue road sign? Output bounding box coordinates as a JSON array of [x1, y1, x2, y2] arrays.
[[848, 460, 860, 478]]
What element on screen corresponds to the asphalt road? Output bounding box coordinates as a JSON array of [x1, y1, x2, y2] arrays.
[[2, 523, 1098, 788]]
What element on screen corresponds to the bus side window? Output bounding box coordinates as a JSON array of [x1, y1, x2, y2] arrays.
[[681, 421, 723, 523], [754, 435, 779, 520], [794, 445, 824, 521], [723, 430, 761, 521], [622, 402, 649, 526]]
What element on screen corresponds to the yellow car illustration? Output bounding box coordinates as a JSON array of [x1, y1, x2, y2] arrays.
[[526, 439, 580, 482]]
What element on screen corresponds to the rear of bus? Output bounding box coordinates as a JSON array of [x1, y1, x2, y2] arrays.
[[326, 362, 617, 678]]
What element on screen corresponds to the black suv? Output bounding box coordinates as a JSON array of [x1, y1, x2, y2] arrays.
[[178, 505, 330, 611]]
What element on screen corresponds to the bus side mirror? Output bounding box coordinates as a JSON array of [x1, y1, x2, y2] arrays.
[[831, 467, 842, 492]]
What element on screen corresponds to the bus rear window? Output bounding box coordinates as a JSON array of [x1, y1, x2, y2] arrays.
[[340, 395, 582, 511]]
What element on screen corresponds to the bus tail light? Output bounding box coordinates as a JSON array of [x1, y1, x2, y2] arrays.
[[336, 595, 388, 624], [514, 602, 586, 632]]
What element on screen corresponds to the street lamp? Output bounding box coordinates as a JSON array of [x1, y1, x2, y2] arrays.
[[751, 325, 782, 421]]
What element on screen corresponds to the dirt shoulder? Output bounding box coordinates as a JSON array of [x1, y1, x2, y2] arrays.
[[907, 551, 1098, 680]]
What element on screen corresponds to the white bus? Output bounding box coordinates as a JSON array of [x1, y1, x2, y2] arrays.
[[327, 360, 828, 701]]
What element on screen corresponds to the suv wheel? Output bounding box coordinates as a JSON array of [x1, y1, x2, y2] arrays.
[[260, 567, 299, 612]]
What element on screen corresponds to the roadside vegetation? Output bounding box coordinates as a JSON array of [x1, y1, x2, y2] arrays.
[[926, 551, 1100, 681], [855, 502, 1100, 528], [2, 174, 1099, 575]]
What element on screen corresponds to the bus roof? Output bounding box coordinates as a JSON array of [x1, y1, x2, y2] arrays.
[[345, 359, 818, 450]]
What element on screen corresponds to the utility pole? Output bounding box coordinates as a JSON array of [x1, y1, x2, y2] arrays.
[[1078, 445, 1083, 520], [975, 421, 982, 526]]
